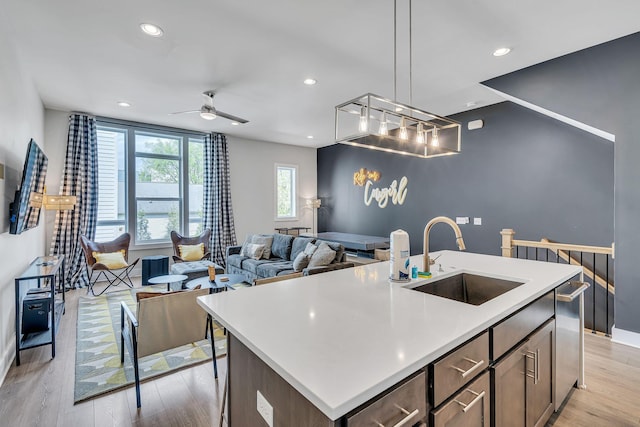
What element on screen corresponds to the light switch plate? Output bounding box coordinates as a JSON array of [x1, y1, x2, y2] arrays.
[[257, 390, 273, 427], [456, 217, 469, 225], [474, 217, 482, 225]]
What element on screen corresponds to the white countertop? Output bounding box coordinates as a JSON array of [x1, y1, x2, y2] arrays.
[[197, 251, 581, 420]]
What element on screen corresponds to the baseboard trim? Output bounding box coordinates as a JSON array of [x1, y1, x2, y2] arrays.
[[611, 326, 640, 349], [0, 341, 16, 387]]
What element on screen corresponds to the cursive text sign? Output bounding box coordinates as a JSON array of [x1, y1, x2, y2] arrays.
[[364, 176, 408, 208]]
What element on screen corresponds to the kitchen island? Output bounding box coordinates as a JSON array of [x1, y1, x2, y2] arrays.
[[197, 250, 583, 426]]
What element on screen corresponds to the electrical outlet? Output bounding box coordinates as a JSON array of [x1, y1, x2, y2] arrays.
[[257, 390, 273, 427], [456, 217, 469, 225], [474, 217, 482, 226]]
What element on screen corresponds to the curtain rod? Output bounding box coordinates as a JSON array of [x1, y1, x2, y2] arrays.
[[95, 116, 211, 137]]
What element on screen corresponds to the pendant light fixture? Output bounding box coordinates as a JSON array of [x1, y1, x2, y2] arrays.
[[335, 0, 461, 158]]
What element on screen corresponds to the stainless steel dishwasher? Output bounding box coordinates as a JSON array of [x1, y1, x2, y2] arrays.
[[555, 280, 589, 411]]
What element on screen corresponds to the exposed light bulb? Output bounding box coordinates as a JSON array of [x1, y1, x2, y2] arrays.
[[399, 117, 408, 140], [431, 126, 439, 147], [359, 106, 368, 132], [379, 112, 388, 136], [416, 123, 425, 144]]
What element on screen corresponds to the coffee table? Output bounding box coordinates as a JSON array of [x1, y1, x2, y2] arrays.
[[147, 274, 188, 291], [185, 274, 250, 293]]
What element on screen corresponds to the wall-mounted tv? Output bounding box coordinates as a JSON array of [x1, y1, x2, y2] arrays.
[[9, 139, 48, 235]]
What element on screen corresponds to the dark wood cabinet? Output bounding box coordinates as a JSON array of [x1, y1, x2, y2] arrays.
[[491, 319, 555, 427], [431, 371, 490, 427], [525, 320, 554, 427], [347, 371, 427, 427]]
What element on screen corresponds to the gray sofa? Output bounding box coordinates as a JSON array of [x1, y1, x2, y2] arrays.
[[226, 233, 354, 283]]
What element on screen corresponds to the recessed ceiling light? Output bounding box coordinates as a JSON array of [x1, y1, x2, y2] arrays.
[[140, 23, 164, 37], [395, 107, 403, 112], [493, 47, 511, 57], [230, 121, 239, 126], [117, 101, 131, 107], [466, 101, 477, 108], [307, 135, 314, 139], [303, 78, 317, 85]]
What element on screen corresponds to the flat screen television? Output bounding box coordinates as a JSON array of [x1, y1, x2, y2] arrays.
[[9, 139, 48, 234]]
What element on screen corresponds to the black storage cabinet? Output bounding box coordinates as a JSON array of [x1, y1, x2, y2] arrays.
[[142, 255, 169, 286]]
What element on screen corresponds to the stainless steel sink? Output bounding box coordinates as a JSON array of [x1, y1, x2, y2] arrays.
[[411, 273, 525, 305]]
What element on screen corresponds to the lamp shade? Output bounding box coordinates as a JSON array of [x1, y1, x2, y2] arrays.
[[306, 198, 321, 209], [43, 194, 77, 211]]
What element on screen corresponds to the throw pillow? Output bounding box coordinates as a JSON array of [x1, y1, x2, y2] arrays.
[[271, 233, 294, 259], [304, 242, 318, 256], [92, 250, 128, 269], [240, 234, 255, 257], [290, 237, 315, 261], [179, 243, 204, 261], [252, 235, 274, 259], [322, 241, 345, 263], [293, 252, 310, 272], [246, 243, 266, 260], [308, 242, 336, 268]]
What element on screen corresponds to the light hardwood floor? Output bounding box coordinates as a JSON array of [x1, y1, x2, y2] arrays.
[[1, 283, 639, 426]]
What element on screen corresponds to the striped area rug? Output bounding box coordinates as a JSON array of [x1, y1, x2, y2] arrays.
[[74, 287, 225, 403]]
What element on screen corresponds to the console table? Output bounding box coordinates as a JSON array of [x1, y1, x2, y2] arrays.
[[274, 226, 311, 236], [14, 255, 65, 366], [314, 232, 390, 258]]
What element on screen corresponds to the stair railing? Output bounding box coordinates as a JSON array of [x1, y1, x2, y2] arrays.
[[500, 229, 614, 336]]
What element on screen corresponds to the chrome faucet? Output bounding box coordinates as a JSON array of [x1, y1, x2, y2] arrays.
[[423, 216, 466, 272]]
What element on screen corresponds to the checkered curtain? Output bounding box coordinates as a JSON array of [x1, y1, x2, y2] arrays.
[[203, 132, 237, 266], [50, 113, 99, 288]]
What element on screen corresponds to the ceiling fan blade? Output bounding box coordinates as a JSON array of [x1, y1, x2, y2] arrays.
[[169, 110, 200, 115], [215, 110, 249, 124]]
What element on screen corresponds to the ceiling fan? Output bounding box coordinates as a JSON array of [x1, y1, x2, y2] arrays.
[[170, 91, 249, 124]]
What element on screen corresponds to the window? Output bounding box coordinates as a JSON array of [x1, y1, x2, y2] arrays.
[[96, 120, 204, 246], [275, 164, 297, 219], [96, 127, 126, 242]]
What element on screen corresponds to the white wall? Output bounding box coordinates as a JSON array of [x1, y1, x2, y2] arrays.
[[43, 112, 318, 272], [0, 28, 45, 385], [227, 135, 317, 243]]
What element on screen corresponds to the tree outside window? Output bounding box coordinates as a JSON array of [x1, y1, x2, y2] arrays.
[[276, 164, 297, 219]]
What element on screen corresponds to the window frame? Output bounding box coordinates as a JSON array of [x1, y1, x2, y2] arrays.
[[274, 163, 298, 221], [96, 118, 206, 249]]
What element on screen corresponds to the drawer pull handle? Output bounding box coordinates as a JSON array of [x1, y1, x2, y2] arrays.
[[451, 357, 485, 378], [373, 406, 420, 427], [454, 389, 485, 413]]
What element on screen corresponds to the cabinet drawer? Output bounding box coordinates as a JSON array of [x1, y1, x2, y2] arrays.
[[490, 291, 554, 361], [432, 331, 489, 407], [431, 371, 490, 427], [347, 371, 426, 427]]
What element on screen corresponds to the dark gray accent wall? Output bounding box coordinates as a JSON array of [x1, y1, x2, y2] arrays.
[[318, 102, 613, 260], [483, 32, 640, 334]]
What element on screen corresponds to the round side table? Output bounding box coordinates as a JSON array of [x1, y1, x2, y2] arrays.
[[147, 274, 188, 291]]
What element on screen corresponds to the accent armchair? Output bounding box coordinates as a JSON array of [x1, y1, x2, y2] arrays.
[[120, 288, 217, 408], [170, 228, 212, 263], [80, 233, 139, 296]]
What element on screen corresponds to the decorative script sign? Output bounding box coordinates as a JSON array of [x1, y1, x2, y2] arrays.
[[353, 168, 408, 209], [364, 176, 408, 208]]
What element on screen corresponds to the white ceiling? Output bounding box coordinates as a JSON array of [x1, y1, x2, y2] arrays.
[[3, 0, 640, 148]]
